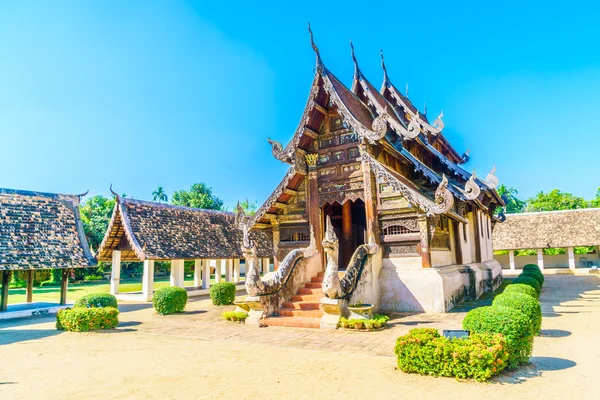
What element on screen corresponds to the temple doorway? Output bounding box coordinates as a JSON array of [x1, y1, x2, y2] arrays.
[[322, 199, 366, 269]]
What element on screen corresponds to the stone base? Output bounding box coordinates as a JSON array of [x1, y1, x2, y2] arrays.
[[244, 296, 265, 325], [320, 297, 348, 329]]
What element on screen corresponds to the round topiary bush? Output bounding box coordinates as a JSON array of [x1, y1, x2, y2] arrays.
[[56, 307, 119, 332], [504, 283, 538, 299], [74, 293, 118, 309], [463, 305, 533, 369], [152, 287, 188, 315], [521, 271, 544, 287], [493, 292, 542, 335], [523, 264, 541, 273], [210, 282, 236, 305], [512, 276, 541, 297]]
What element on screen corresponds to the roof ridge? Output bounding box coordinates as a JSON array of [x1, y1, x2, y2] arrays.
[[121, 197, 235, 216], [506, 208, 600, 217], [0, 187, 75, 200]]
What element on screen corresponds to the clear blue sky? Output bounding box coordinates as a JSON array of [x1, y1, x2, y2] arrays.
[[1, 0, 599, 209]]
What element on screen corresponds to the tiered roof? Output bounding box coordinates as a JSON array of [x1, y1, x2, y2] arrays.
[[95, 196, 272, 262], [0, 188, 96, 270]]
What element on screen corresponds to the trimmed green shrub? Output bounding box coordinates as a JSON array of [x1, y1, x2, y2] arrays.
[[153, 287, 188, 315], [521, 271, 544, 287], [523, 264, 541, 273], [209, 282, 236, 305], [394, 328, 509, 381], [74, 293, 118, 309], [504, 283, 538, 299], [84, 275, 105, 282], [39, 280, 61, 287], [56, 307, 119, 332], [493, 292, 542, 334], [222, 311, 249, 322], [463, 306, 533, 369], [339, 314, 389, 330], [512, 276, 541, 297]]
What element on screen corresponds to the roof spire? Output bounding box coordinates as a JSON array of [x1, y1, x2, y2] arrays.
[[424, 102, 427, 116], [406, 83, 409, 96], [350, 39, 359, 75], [109, 184, 120, 201], [380, 49, 389, 84], [308, 23, 323, 68]]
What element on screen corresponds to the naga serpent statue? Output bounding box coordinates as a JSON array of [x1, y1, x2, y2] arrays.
[[321, 215, 378, 299]]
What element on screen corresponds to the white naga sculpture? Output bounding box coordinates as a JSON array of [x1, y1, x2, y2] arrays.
[[463, 171, 481, 200]]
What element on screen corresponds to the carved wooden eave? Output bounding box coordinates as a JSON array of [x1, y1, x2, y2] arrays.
[[96, 198, 147, 262], [250, 167, 299, 228]]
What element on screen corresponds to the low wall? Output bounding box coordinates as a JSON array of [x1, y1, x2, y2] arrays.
[[495, 253, 600, 269]]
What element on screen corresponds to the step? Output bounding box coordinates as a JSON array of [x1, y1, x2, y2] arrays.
[[311, 276, 324, 283], [291, 294, 322, 302], [282, 300, 321, 310], [264, 316, 321, 329], [298, 287, 322, 295], [305, 281, 322, 289], [275, 308, 324, 318]]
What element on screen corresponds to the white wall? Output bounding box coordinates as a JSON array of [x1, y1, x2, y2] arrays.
[[495, 253, 600, 269]]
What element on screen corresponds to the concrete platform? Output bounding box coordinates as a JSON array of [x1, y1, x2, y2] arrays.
[[0, 302, 72, 321]]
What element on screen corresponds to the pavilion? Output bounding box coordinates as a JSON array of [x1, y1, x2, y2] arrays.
[[493, 208, 600, 271], [95, 194, 273, 301], [0, 188, 96, 316]]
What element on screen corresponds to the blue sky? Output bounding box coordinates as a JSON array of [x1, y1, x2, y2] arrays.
[[1, 0, 599, 209]]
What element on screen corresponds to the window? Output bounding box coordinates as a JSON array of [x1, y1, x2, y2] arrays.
[[383, 225, 413, 235]]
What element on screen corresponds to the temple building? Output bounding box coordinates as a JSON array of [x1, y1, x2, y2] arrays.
[[241, 28, 505, 327], [0, 188, 95, 316]]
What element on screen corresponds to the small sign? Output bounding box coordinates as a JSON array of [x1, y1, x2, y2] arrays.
[[443, 330, 470, 339]]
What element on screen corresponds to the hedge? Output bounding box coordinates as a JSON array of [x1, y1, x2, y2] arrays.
[[463, 306, 533, 369], [222, 311, 249, 322], [504, 283, 538, 299], [56, 307, 119, 332], [339, 314, 389, 330], [512, 276, 541, 297], [210, 282, 236, 305], [523, 264, 541, 273], [520, 271, 544, 287], [492, 292, 542, 335], [74, 293, 118, 309], [394, 328, 509, 381], [153, 287, 188, 315]]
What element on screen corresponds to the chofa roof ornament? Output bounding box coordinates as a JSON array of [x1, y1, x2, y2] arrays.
[[406, 111, 421, 139], [431, 110, 444, 134], [485, 165, 499, 189], [459, 149, 471, 164], [463, 171, 481, 200]]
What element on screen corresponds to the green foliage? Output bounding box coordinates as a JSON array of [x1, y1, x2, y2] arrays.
[[512, 276, 541, 296], [493, 293, 542, 335], [504, 283, 538, 299], [339, 314, 389, 330], [74, 293, 118, 309], [222, 311, 249, 322], [591, 187, 600, 208], [56, 307, 119, 332], [394, 328, 509, 382], [526, 189, 588, 212], [463, 306, 533, 369], [497, 185, 526, 214], [9, 272, 27, 289], [152, 287, 188, 315], [171, 183, 224, 210], [152, 186, 168, 203], [237, 198, 258, 215], [521, 271, 544, 287], [39, 280, 62, 287], [83, 275, 105, 282], [209, 282, 236, 305], [80, 195, 116, 252], [523, 264, 541, 273]]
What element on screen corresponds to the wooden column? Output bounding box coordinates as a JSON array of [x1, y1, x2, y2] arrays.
[[305, 154, 323, 258], [361, 150, 381, 247], [0, 271, 11, 312], [342, 200, 353, 266], [59, 269, 70, 305], [452, 220, 463, 265], [26, 270, 34, 303], [417, 214, 431, 268]]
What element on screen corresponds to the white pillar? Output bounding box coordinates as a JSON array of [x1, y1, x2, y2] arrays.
[[509, 250, 516, 270], [214, 260, 221, 283], [142, 260, 155, 302], [567, 247, 576, 270], [194, 259, 202, 287], [233, 259, 240, 282], [225, 259, 233, 282], [170, 259, 184, 287], [110, 250, 121, 295], [202, 259, 210, 289], [537, 249, 544, 270], [262, 258, 270, 274]]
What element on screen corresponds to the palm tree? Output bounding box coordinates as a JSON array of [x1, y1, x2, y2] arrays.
[[152, 186, 168, 203]]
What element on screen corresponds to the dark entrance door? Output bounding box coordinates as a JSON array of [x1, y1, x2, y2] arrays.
[[322, 199, 366, 270]]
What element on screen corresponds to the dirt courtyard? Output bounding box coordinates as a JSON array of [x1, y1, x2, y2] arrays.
[[1, 274, 599, 400]]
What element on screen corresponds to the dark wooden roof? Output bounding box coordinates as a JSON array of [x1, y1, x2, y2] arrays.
[[0, 188, 95, 270], [96, 198, 272, 262]]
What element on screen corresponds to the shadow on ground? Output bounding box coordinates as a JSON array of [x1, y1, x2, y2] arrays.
[[0, 328, 62, 346], [495, 357, 577, 384], [539, 329, 571, 338]]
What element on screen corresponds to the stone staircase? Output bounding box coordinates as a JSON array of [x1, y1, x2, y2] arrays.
[[263, 272, 324, 329]]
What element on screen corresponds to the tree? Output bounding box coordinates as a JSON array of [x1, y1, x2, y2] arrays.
[[152, 186, 168, 203], [171, 183, 224, 210], [238, 198, 258, 215], [525, 189, 588, 212], [80, 195, 116, 252], [590, 188, 600, 208], [497, 185, 526, 214]]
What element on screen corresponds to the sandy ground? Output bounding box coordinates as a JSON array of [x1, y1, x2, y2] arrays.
[[1, 274, 599, 400]]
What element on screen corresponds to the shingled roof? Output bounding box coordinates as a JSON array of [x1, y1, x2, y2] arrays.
[[0, 188, 96, 270], [493, 208, 600, 250], [95, 197, 273, 262]]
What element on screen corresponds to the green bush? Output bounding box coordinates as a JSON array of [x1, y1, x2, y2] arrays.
[[394, 328, 509, 381], [83, 275, 105, 282], [56, 307, 119, 332], [512, 276, 541, 297], [463, 306, 533, 369], [209, 282, 236, 305], [504, 283, 538, 299], [493, 292, 542, 335], [39, 280, 61, 287], [153, 287, 188, 315], [222, 311, 249, 322], [521, 271, 544, 287], [523, 264, 541, 273], [74, 293, 118, 309], [339, 314, 389, 330]]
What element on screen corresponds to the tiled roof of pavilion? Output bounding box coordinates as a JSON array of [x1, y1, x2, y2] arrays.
[[0, 188, 96, 270], [96, 197, 272, 262], [493, 208, 600, 250]]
